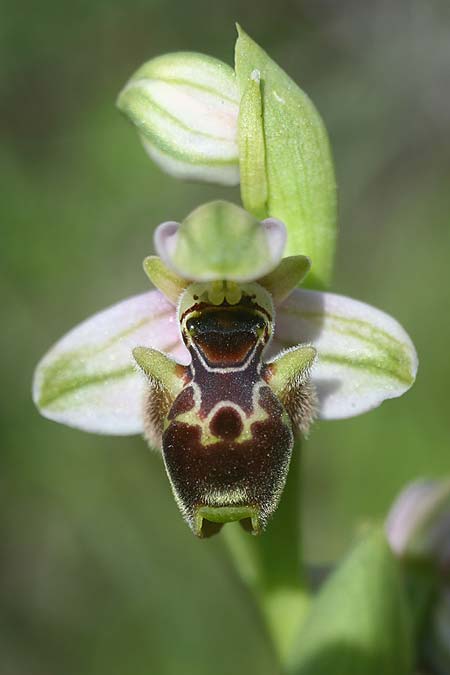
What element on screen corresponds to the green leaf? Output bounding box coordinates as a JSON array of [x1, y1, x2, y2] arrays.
[[32, 291, 188, 435], [235, 25, 337, 289], [287, 529, 413, 675]]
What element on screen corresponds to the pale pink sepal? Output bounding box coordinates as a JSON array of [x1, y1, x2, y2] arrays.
[[33, 291, 189, 435], [274, 288, 418, 419]]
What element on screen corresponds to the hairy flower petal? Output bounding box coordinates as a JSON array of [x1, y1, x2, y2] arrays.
[[33, 291, 189, 435], [274, 289, 418, 418]]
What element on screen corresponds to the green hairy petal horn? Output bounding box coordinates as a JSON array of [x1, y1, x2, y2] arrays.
[[133, 346, 185, 400], [154, 200, 286, 282], [268, 345, 317, 395]]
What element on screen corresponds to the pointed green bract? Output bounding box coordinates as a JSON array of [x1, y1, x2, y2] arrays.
[[155, 200, 286, 282], [259, 256, 311, 303], [287, 529, 413, 675], [133, 346, 185, 399], [235, 26, 337, 289], [143, 256, 189, 304]]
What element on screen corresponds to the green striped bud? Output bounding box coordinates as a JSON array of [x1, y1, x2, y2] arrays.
[[117, 52, 240, 186]]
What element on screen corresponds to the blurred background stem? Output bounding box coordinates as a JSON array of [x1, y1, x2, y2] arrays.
[[223, 444, 310, 662]]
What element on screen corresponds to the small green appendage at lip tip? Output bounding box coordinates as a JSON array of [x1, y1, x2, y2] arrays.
[[194, 505, 261, 538]]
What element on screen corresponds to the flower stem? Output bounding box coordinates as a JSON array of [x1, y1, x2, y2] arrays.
[[223, 443, 310, 662]]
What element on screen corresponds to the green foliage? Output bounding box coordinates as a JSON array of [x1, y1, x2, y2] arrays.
[[288, 530, 413, 675], [235, 26, 337, 289]]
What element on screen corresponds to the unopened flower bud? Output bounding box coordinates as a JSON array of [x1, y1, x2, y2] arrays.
[[117, 52, 240, 185], [387, 480, 450, 675], [386, 479, 450, 568]]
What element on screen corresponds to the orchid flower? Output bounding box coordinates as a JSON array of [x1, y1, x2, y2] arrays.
[[387, 479, 450, 675], [29, 20, 426, 675], [33, 200, 417, 537]]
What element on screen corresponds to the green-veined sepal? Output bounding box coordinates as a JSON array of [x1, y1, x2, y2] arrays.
[[32, 291, 188, 435], [274, 288, 417, 418]]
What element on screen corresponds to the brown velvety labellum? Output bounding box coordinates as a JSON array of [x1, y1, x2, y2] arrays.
[[161, 289, 295, 537]]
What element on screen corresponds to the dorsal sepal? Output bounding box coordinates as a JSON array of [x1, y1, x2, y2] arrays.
[[154, 200, 286, 282]]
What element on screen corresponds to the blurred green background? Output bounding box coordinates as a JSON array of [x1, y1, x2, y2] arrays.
[[2, 1, 450, 673]]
